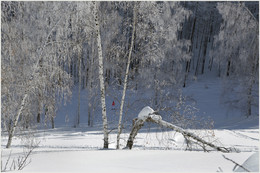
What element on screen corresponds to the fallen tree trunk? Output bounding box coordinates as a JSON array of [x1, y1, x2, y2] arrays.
[[126, 115, 230, 153]]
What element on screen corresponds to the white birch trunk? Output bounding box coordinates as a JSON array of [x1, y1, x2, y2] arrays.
[[116, 2, 137, 149], [93, 1, 109, 148], [6, 94, 28, 148]]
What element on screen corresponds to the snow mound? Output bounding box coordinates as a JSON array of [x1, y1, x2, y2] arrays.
[[174, 134, 186, 145], [137, 106, 162, 120], [234, 152, 259, 172], [138, 106, 154, 119]]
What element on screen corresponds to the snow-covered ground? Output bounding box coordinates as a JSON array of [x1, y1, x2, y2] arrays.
[[1, 75, 259, 172], [1, 127, 259, 172]]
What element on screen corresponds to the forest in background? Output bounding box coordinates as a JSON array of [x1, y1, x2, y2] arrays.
[[1, 1, 259, 149]]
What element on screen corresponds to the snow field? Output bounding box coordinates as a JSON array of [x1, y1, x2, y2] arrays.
[[1, 126, 258, 172], [13, 151, 256, 172]]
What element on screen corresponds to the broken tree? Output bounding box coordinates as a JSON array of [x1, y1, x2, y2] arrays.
[[126, 106, 231, 153]]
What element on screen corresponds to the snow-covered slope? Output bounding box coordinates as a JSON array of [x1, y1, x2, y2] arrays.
[[183, 75, 259, 129], [53, 74, 258, 130]]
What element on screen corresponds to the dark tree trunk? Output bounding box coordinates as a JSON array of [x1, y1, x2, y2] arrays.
[[226, 60, 231, 76], [51, 117, 55, 129], [194, 22, 206, 76], [183, 60, 191, 87], [201, 28, 208, 75], [37, 113, 41, 123]]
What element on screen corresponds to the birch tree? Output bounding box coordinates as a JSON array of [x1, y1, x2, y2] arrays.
[[116, 2, 137, 149], [92, 1, 109, 148]]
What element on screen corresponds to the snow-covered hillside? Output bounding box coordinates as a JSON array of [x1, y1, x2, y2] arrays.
[[54, 74, 259, 129]]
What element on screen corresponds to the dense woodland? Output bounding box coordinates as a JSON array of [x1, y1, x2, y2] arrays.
[[1, 1, 259, 149]]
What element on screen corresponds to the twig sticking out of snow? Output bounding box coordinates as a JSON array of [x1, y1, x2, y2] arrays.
[[222, 155, 250, 172], [1, 141, 39, 172], [217, 167, 223, 172]]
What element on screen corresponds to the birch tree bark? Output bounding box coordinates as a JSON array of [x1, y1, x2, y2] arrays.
[[6, 94, 28, 148], [116, 2, 137, 149], [93, 1, 109, 148]]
